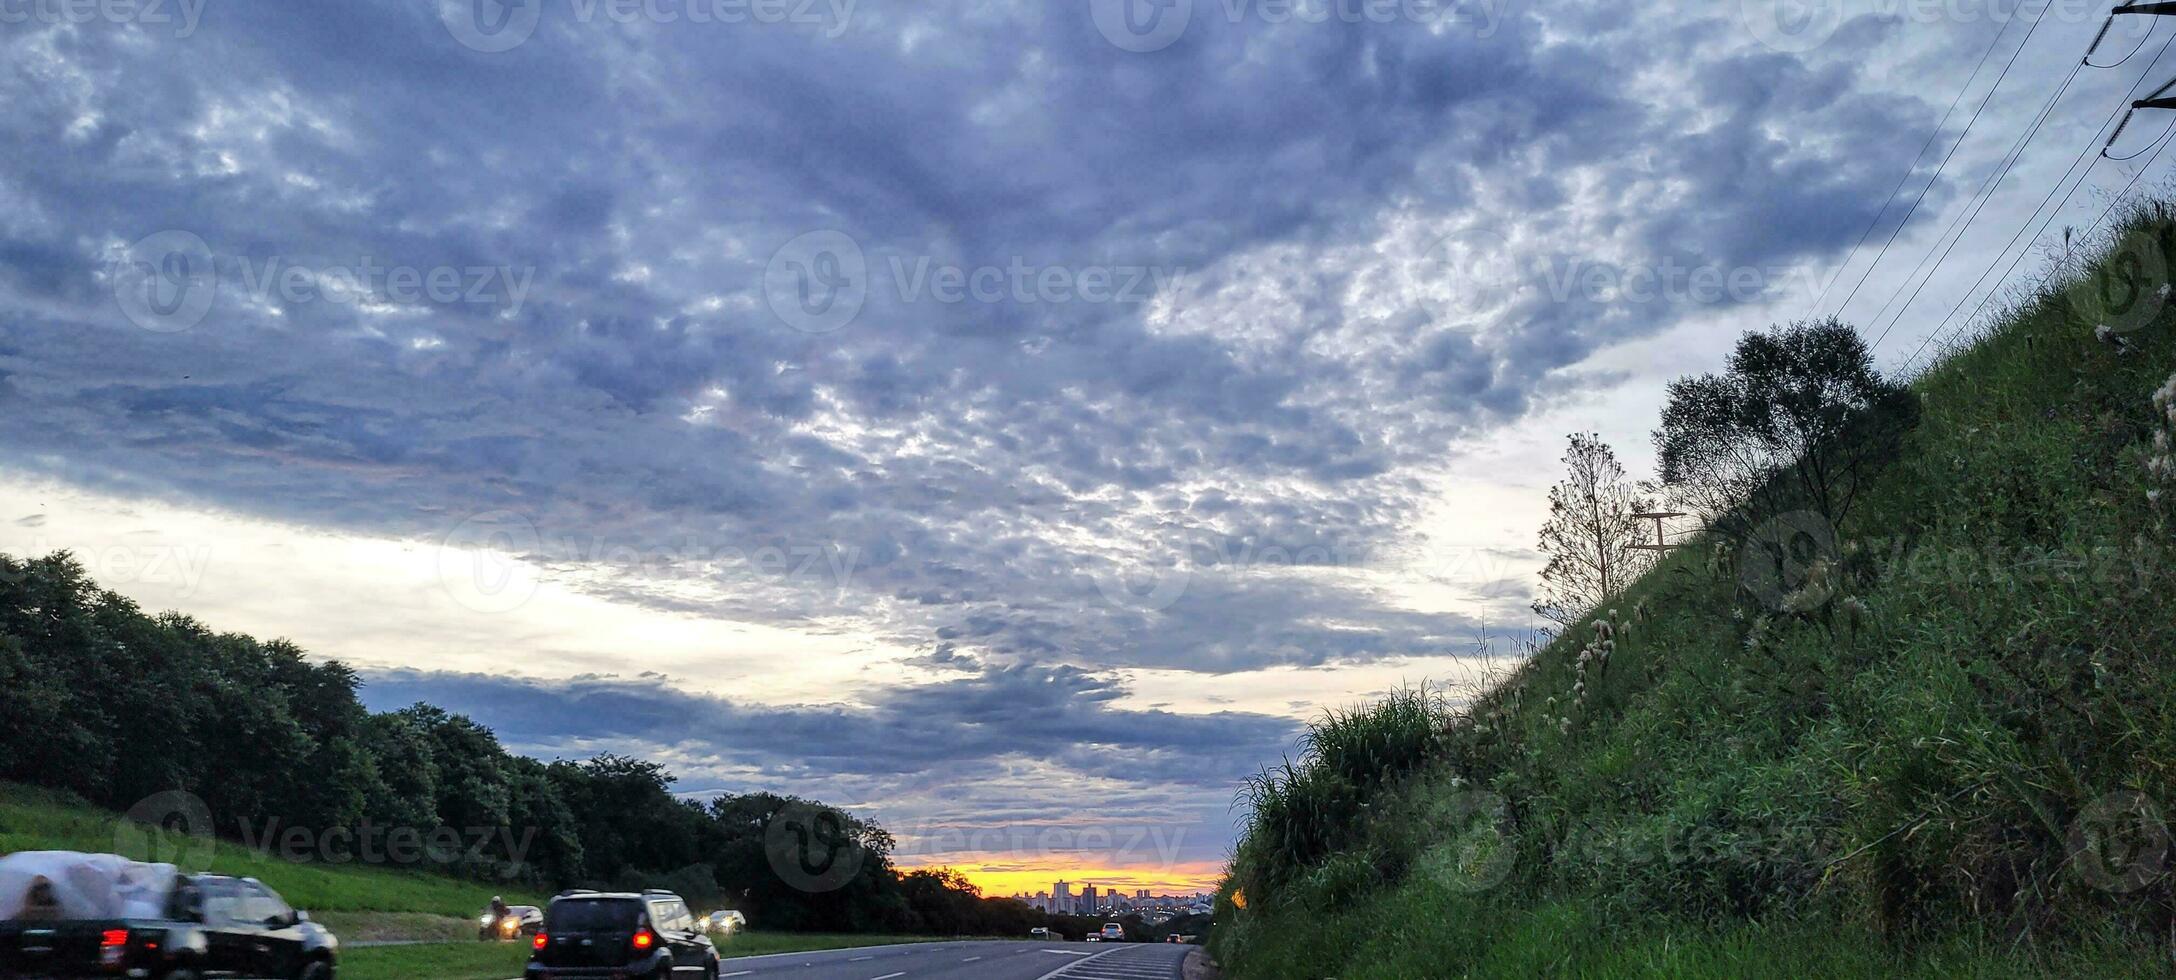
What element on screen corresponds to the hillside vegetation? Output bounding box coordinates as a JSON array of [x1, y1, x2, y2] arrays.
[[0, 546, 1051, 936], [0, 781, 528, 917], [1210, 205, 2176, 977]]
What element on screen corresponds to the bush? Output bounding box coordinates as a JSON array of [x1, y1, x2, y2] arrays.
[[1217, 205, 2176, 976]]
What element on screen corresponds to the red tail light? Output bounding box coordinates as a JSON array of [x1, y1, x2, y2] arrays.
[[532, 932, 548, 950], [101, 929, 129, 948], [632, 929, 656, 951]]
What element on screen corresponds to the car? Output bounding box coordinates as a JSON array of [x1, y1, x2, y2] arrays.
[[697, 910, 745, 935], [1099, 922, 1125, 942], [0, 853, 338, 980], [525, 889, 718, 980], [1029, 926, 1051, 939]]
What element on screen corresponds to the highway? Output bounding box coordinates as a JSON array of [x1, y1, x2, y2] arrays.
[[664, 940, 1196, 980]]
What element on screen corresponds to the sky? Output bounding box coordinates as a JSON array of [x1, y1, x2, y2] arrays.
[[1, 0, 2170, 897]]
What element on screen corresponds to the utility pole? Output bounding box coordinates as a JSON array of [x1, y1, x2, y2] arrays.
[[1627, 511, 1683, 554], [2107, 4, 2176, 152]]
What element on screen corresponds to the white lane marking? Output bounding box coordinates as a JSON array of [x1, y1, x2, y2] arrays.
[[1041, 948, 1094, 955], [850, 955, 874, 961], [870, 973, 906, 980], [720, 972, 752, 977], [962, 955, 982, 961], [1031, 944, 1127, 980]]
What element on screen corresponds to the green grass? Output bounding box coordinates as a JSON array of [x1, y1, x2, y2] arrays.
[[341, 933, 971, 980], [311, 911, 482, 944], [1213, 205, 2176, 975], [0, 782, 540, 917], [343, 942, 531, 980], [1219, 888, 2166, 979]]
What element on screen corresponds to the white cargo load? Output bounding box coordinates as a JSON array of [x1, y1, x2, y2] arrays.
[[0, 851, 179, 921]]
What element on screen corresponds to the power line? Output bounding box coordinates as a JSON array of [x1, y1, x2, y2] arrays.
[[1897, 132, 2167, 372], [1862, 44, 2088, 345], [1827, 0, 2056, 322], [1799, 13, 2030, 321], [1896, 4, 2176, 372], [2088, 13, 2155, 67], [1888, 22, 2176, 357], [1902, 116, 2176, 374]]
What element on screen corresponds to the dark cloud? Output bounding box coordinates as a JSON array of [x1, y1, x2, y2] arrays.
[[0, 0, 1986, 866], [359, 663, 1298, 867]]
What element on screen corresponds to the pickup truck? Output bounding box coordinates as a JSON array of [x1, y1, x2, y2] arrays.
[[0, 872, 337, 979]]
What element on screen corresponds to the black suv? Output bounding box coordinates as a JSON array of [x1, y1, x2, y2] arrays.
[[525, 890, 718, 980], [0, 873, 337, 979]]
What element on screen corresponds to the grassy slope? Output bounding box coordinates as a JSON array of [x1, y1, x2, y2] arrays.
[[1211, 209, 2176, 977], [0, 782, 539, 917], [1, 782, 1003, 977]]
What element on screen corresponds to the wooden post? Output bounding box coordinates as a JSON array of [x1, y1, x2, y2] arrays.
[[1628, 511, 1685, 553]]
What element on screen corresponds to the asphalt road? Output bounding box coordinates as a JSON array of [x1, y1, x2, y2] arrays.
[[687, 940, 1194, 980]]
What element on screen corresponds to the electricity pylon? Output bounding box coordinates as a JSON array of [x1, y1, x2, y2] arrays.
[[2109, 3, 2176, 149]]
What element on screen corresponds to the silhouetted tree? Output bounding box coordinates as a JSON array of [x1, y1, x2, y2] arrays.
[[1533, 433, 1653, 628], [1655, 318, 1916, 534]]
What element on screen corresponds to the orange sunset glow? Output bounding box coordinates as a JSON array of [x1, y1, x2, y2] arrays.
[[895, 858, 1227, 902]]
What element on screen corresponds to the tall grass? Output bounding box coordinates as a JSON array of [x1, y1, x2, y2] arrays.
[[1215, 203, 2176, 975], [1235, 686, 1451, 893]]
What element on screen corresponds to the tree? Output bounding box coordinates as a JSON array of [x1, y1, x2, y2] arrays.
[[0, 546, 1061, 936], [1533, 433, 1653, 628], [1655, 318, 1916, 534]]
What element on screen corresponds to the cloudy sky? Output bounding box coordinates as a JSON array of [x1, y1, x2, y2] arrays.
[[1, 0, 2167, 894]]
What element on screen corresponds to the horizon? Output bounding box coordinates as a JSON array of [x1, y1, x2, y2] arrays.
[[3, 0, 2165, 908]]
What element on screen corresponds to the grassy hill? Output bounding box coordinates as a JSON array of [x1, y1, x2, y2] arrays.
[[1209, 205, 2176, 977], [0, 782, 982, 980], [0, 781, 532, 917]]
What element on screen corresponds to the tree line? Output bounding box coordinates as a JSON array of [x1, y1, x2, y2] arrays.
[[0, 551, 1048, 935]]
